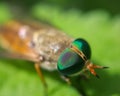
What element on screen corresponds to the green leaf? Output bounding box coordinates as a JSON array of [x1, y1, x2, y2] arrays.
[[0, 3, 13, 24]]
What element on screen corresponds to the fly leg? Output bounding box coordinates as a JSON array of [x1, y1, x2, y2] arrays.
[[61, 75, 71, 85], [34, 63, 48, 96]]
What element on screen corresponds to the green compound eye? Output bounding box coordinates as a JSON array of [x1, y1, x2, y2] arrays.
[[57, 48, 85, 76], [72, 38, 91, 59], [57, 38, 91, 76]]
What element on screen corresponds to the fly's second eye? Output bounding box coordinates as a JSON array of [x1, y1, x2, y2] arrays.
[[71, 38, 91, 59]]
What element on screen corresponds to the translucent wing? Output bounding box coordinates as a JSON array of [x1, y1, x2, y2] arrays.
[[0, 20, 40, 62]]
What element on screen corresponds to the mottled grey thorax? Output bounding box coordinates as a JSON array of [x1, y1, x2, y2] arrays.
[[33, 28, 73, 71]]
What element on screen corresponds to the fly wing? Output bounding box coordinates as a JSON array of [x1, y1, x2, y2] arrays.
[[0, 51, 40, 62], [0, 21, 39, 62]]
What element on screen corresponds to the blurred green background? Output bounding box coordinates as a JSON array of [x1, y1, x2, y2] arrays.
[[0, 0, 120, 96]]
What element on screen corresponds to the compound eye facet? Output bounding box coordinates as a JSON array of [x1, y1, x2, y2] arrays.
[[72, 38, 91, 59], [57, 48, 85, 76]]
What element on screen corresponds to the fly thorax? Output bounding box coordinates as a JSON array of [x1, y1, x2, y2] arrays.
[[32, 29, 73, 70]]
